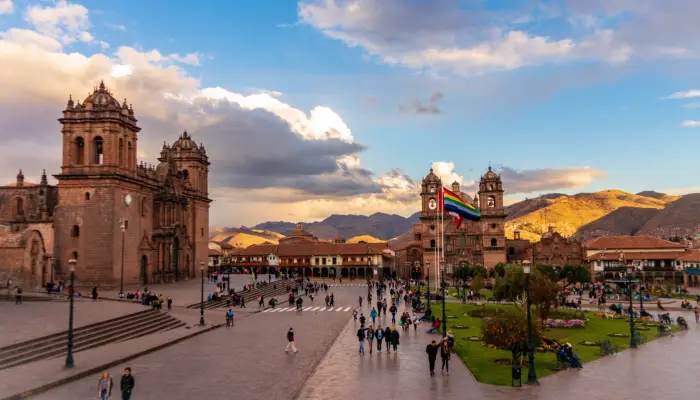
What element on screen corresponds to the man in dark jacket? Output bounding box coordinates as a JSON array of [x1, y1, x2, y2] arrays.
[[120, 367, 135, 400], [426, 340, 440, 376], [357, 328, 366, 354], [285, 328, 297, 353]]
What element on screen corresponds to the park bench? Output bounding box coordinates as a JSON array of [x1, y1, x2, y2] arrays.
[[632, 330, 647, 346], [657, 324, 672, 336], [599, 339, 616, 356], [553, 352, 571, 370]]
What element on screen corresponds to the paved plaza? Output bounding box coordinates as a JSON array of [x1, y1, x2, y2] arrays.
[[9, 283, 700, 400]]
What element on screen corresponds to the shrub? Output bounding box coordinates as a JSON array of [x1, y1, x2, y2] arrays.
[[545, 319, 585, 328], [481, 308, 542, 363]]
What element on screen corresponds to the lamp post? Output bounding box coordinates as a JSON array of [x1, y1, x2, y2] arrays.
[[441, 266, 447, 337], [118, 218, 127, 297], [625, 264, 636, 349], [636, 263, 644, 313], [65, 258, 77, 368], [523, 260, 538, 385], [426, 260, 431, 306], [199, 262, 205, 326]]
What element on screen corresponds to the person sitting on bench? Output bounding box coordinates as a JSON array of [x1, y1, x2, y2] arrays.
[[426, 318, 441, 334]]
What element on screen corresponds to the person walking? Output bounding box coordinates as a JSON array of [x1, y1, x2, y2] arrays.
[[376, 300, 383, 317], [359, 313, 366, 329], [375, 326, 383, 352], [384, 326, 392, 353], [167, 296, 172, 311], [357, 327, 366, 355], [426, 340, 440, 376], [14, 286, 22, 305], [695, 307, 699, 324], [370, 307, 377, 325], [240, 296, 246, 308], [285, 328, 298, 353], [390, 304, 397, 324], [97, 371, 113, 400], [120, 367, 135, 400], [92, 286, 99, 301], [366, 325, 375, 354], [359, 295, 363, 307], [390, 327, 400, 353], [440, 338, 451, 375], [227, 309, 235, 327]]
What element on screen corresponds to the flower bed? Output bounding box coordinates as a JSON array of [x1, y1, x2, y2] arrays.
[[579, 340, 600, 346], [545, 319, 585, 328]]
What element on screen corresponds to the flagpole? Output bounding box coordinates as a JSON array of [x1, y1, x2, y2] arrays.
[[439, 186, 444, 293]]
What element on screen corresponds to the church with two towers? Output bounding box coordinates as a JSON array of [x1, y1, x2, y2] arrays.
[[0, 82, 211, 288]]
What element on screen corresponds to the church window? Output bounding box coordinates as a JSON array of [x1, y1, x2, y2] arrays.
[[93, 136, 104, 165], [430, 225, 435, 231], [141, 198, 147, 217], [488, 184, 494, 191], [118, 138, 124, 166], [85, 192, 90, 200], [182, 169, 189, 180], [71, 225, 80, 237], [430, 239, 436, 248], [15, 197, 24, 216], [491, 223, 497, 229], [201, 228, 204, 237], [487, 196, 495, 208], [460, 234, 466, 246], [127, 142, 133, 168], [74, 137, 85, 165], [508, 247, 515, 255], [71, 251, 78, 261], [490, 238, 498, 247]]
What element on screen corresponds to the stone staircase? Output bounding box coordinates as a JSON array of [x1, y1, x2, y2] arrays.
[[0, 293, 68, 302], [0, 309, 186, 370], [186, 279, 302, 310]]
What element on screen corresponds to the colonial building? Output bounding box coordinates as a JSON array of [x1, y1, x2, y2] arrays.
[[413, 167, 507, 283], [225, 223, 391, 278], [1, 81, 211, 289], [532, 226, 584, 267], [584, 236, 686, 283], [0, 170, 58, 287]]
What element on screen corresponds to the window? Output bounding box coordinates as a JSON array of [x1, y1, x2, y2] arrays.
[[322, 258, 327, 265], [487, 196, 495, 207], [490, 238, 498, 247], [71, 225, 79, 237], [71, 251, 78, 260], [15, 197, 24, 215], [333, 257, 337, 265], [85, 192, 90, 200], [74, 137, 85, 165], [118, 138, 124, 166], [488, 184, 494, 191], [430, 239, 436, 248], [201, 228, 204, 237], [127, 142, 133, 168], [93, 136, 104, 164], [491, 223, 497, 229], [141, 198, 147, 217], [182, 169, 189, 180], [430, 225, 435, 231], [460, 234, 466, 246]]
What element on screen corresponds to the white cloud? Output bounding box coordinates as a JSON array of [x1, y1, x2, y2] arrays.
[[681, 120, 700, 127], [666, 90, 700, 99], [25, 0, 90, 44], [168, 52, 201, 66], [0, 0, 13, 15], [106, 23, 126, 31], [431, 161, 464, 186]]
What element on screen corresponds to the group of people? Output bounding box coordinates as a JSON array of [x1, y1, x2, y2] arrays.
[[96, 368, 135, 400], [357, 325, 401, 354]]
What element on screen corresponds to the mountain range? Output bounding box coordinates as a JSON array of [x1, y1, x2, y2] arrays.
[[212, 190, 700, 248]]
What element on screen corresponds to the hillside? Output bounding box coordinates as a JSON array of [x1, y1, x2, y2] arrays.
[[505, 193, 566, 221], [211, 227, 282, 248], [346, 235, 386, 244], [637, 194, 700, 237], [573, 207, 661, 241], [253, 212, 420, 241], [636, 191, 680, 203], [505, 190, 672, 242]]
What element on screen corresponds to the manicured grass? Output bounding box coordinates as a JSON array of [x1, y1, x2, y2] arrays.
[[436, 303, 681, 386]]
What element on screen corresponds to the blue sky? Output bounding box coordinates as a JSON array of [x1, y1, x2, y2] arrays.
[[2, 0, 700, 225]]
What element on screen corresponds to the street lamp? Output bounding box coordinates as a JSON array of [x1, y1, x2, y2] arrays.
[[65, 258, 77, 368], [636, 263, 644, 313], [625, 264, 637, 349], [523, 260, 538, 385], [118, 218, 127, 297], [199, 262, 205, 326], [441, 266, 447, 337]]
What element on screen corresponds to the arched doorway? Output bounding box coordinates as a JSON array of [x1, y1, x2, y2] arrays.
[[261, 266, 268, 274], [305, 267, 312, 277], [172, 237, 180, 281], [358, 267, 366, 278], [349, 268, 356, 278], [329, 267, 336, 277], [321, 267, 329, 277], [313, 267, 320, 277], [140, 255, 148, 285], [268, 267, 277, 275], [341, 267, 348, 277]]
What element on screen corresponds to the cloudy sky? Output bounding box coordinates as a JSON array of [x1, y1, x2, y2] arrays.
[[1, 0, 699, 227]]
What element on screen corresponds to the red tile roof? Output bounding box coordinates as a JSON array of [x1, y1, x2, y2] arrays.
[[585, 236, 685, 250], [208, 249, 224, 256], [585, 250, 687, 261], [679, 251, 700, 262]]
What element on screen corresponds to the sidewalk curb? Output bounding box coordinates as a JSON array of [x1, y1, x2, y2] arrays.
[[1, 324, 223, 400]]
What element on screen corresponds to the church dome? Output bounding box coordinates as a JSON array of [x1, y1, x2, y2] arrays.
[[482, 166, 499, 180], [423, 168, 440, 183], [81, 81, 122, 110], [170, 131, 206, 155]]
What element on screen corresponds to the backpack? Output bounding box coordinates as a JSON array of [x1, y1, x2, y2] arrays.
[[376, 329, 383, 340]]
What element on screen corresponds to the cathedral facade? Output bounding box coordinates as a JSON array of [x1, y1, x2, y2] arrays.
[[1, 81, 211, 289], [412, 167, 507, 281]]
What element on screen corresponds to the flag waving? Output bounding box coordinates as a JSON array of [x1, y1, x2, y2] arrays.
[[439, 186, 481, 228]]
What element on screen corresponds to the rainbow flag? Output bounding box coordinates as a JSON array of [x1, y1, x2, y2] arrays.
[[439, 186, 481, 227]]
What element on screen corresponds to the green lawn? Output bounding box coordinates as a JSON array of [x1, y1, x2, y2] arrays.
[[436, 303, 680, 386]]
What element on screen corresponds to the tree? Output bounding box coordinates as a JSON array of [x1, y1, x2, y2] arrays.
[[481, 308, 541, 363], [471, 275, 485, 294], [559, 265, 590, 287], [494, 263, 506, 278], [492, 265, 525, 304], [472, 265, 487, 277], [536, 265, 558, 282], [529, 270, 558, 327]]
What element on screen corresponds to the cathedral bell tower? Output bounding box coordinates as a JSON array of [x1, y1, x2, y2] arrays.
[[419, 168, 442, 285], [478, 166, 507, 268]]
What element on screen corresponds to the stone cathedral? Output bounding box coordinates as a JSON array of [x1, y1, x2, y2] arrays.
[[0, 81, 211, 288], [413, 167, 507, 281]]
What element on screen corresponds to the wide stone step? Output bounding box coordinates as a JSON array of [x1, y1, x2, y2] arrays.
[[0, 309, 185, 370], [186, 280, 301, 309]]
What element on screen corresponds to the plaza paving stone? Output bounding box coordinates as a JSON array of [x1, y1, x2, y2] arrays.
[[0, 300, 144, 347], [31, 286, 362, 400]]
